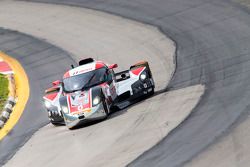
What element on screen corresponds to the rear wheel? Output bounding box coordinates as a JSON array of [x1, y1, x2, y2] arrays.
[[148, 87, 155, 96]]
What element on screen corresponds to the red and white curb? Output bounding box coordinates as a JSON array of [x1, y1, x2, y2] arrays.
[[0, 58, 13, 75], [0, 59, 16, 129], [0, 97, 16, 128]]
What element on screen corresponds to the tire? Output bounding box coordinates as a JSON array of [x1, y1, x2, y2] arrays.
[[49, 110, 65, 126], [51, 121, 63, 126], [149, 87, 155, 96], [101, 94, 110, 118]]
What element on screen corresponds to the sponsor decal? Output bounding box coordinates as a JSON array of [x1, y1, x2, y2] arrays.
[[72, 67, 93, 76], [68, 91, 91, 113]]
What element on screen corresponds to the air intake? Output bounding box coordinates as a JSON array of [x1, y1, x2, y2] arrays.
[[79, 58, 94, 66]]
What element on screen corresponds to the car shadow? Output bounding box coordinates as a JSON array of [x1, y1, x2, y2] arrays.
[[71, 88, 167, 130]]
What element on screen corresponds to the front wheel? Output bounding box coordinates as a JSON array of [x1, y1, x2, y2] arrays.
[[51, 121, 63, 126], [48, 110, 65, 126], [102, 97, 110, 118]]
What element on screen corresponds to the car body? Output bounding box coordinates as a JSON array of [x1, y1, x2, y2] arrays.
[[43, 58, 155, 129]]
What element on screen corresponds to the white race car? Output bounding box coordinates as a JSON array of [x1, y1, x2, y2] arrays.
[[43, 58, 155, 129]]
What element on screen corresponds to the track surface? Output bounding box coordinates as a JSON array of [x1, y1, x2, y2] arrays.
[[1, 0, 250, 166], [185, 2, 250, 166], [0, 1, 176, 91], [184, 110, 250, 167], [0, 29, 75, 166], [22, 0, 250, 166], [5, 85, 203, 167], [0, 2, 188, 166]]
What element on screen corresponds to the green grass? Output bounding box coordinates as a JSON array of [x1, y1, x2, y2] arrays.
[[0, 74, 9, 112]]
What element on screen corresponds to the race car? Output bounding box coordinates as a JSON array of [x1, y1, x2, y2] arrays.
[[43, 58, 155, 129]]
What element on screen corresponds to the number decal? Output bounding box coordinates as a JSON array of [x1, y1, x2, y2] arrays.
[[78, 105, 83, 111]]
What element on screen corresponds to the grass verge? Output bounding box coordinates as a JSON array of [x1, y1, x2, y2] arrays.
[[0, 74, 9, 113]]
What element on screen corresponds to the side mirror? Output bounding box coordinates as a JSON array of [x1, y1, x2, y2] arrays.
[[108, 64, 118, 69], [52, 80, 61, 86]]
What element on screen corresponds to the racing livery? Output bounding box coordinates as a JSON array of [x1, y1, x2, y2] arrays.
[[43, 58, 155, 129]]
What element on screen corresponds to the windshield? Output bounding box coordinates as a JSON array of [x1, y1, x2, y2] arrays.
[[63, 67, 110, 93]]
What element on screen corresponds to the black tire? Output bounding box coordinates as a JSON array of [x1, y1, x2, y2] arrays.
[[49, 111, 65, 126], [101, 92, 110, 118], [146, 87, 155, 98], [102, 99, 109, 117], [51, 121, 63, 126], [148, 87, 155, 96]]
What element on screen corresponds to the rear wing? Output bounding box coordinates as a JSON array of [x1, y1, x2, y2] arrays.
[[115, 61, 151, 82]]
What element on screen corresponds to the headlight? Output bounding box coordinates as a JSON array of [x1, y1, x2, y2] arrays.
[[61, 106, 69, 114], [44, 100, 52, 108], [93, 96, 101, 106], [140, 71, 147, 81]]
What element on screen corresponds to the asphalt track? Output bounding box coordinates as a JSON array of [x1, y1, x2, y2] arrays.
[[0, 2, 189, 166], [0, 2, 205, 166], [21, 0, 250, 166], [1, 0, 250, 166], [0, 29, 76, 166]]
